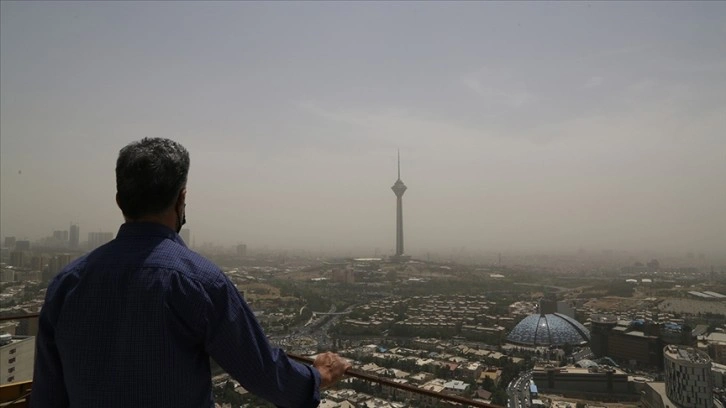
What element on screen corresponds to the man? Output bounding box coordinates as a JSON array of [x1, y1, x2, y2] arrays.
[[32, 138, 350, 407]]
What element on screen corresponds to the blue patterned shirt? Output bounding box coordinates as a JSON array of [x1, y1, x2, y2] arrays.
[[32, 222, 320, 408]]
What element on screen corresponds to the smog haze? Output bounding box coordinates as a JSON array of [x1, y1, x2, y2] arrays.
[[1, 2, 725, 257]]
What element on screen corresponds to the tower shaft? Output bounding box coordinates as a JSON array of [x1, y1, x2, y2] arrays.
[[396, 195, 404, 256]]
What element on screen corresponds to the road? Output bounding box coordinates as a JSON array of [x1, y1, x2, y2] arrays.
[[507, 370, 532, 408], [273, 304, 357, 350]]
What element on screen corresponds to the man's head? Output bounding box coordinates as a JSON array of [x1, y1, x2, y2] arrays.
[[116, 138, 190, 231]]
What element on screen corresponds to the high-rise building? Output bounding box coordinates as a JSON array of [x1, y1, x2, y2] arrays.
[[590, 314, 619, 358], [50, 230, 69, 248], [3, 237, 16, 249], [31, 256, 47, 271], [45, 254, 72, 281], [58, 253, 71, 266], [0, 335, 35, 385], [664, 345, 714, 408], [9, 251, 26, 268], [591, 317, 695, 369], [52, 230, 69, 242], [0, 269, 14, 283], [14, 241, 30, 251], [180, 228, 191, 244], [69, 224, 80, 249], [236, 244, 247, 256], [390, 151, 409, 261], [88, 232, 114, 250]]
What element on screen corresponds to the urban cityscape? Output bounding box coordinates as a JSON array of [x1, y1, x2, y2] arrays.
[[2, 152, 725, 408], [2, 2, 725, 408]]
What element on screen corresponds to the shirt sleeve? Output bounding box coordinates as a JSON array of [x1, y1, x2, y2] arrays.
[[172, 271, 320, 408], [30, 276, 71, 408]]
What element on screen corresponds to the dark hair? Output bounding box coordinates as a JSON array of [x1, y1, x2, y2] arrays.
[[116, 138, 190, 219]]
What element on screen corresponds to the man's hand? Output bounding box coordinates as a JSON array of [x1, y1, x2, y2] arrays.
[[313, 352, 351, 389]]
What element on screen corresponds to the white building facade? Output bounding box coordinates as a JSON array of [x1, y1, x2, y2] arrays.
[[0, 335, 35, 385], [664, 345, 714, 408]]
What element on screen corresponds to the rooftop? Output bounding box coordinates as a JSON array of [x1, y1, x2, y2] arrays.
[[0, 334, 33, 348], [506, 313, 590, 347], [689, 290, 726, 299], [664, 345, 711, 365], [533, 365, 625, 376]]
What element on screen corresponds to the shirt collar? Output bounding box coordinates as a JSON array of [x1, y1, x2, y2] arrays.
[[116, 222, 186, 246]]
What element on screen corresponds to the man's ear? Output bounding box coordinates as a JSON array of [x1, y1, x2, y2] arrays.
[[116, 193, 129, 221], [176, 188, 187, 210]]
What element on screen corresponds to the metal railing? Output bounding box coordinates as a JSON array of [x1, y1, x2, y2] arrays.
[[288, 352, 500, 407], [0, 314, 39, 322], [0, 313, 503, 408]]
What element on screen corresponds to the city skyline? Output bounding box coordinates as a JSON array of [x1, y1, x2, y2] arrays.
[[1, 2, 725, 255]]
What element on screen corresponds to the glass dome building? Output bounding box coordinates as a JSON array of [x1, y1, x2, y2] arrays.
[[506, 313, 590, 347]]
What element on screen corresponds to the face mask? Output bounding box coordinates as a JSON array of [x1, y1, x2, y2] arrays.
[[176, 204, 186, 233]]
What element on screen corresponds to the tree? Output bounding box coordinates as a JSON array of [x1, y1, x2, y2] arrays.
[[490, 389, 508, 406], [481, 376, 495, 392]]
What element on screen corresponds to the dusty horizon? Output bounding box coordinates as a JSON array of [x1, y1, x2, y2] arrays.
[[2, 2, 725, 257]]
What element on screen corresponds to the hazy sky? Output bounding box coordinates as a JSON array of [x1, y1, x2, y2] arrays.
[[1, 1, 725, 256]]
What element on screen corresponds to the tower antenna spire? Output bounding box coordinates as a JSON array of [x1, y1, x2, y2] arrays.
[[397, 149, 401, 180]]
